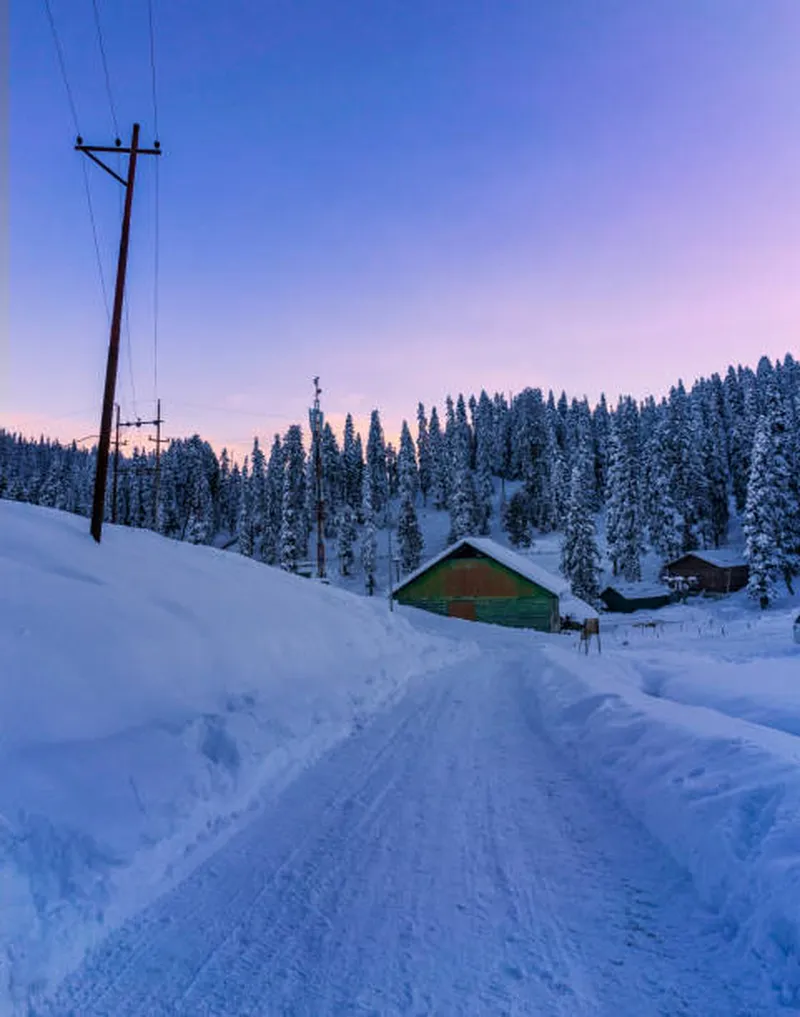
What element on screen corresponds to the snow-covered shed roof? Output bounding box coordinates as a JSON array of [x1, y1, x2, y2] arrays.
[[392, 537, 598, 620], [666, 549, 747, 569]]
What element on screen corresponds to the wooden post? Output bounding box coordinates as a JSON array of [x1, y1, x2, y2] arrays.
[[77, 124, 161, 542], [90, 124, 140, 542], [112, 403, 121, 523]]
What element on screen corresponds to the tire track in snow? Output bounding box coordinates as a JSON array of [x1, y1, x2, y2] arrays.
[[43, 653, 776, 1016]]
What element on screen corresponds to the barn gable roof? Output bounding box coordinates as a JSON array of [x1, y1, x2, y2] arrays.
[[666, 549, 748, 570], [392, 537, 598, 620]]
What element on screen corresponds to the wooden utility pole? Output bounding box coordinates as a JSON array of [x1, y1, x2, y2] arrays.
[[111, 403, 128, 523], [147, 398, 164, 526], [76, 123, 161, 542]]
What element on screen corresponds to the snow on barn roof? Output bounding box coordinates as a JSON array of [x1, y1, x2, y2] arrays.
[[667, 549, 748, 569], [392, 537, 598, 621]]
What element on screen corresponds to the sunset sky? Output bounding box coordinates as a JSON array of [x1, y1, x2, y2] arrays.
[[5, 1, 800, 457]]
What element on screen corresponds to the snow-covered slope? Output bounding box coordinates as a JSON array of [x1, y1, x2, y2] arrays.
[[0, 500, 474, 1015]]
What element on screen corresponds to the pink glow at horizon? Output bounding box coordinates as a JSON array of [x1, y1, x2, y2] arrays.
[[7, 1, 800, 459]]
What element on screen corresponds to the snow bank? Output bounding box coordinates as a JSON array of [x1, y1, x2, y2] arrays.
[[528, 641, 800, 1006], [0, 501, 473, 1015]]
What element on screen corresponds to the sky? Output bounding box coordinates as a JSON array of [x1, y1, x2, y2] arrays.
[[4, 0, 800, 458]]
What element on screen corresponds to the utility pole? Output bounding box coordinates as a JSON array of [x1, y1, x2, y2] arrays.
[[111, 403, 129, 524], [147, 398, 164, 527], [76, 123, 161, 543], [310, 377, 326, 579], [110, 405, 165, 527]]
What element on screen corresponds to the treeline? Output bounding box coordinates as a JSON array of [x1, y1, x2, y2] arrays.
[[1, 353, 798, 606]]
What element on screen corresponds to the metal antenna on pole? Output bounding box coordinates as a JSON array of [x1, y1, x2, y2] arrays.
[[76, 124, 162, 542], [311, 377, 326, 579]]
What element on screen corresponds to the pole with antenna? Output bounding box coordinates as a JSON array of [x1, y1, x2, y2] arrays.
[[311, 377, 326, 579]]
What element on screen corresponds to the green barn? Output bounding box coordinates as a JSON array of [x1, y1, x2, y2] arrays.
[[392, 537, 597, 632]]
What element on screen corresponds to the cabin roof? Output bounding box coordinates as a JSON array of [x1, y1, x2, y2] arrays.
[[393, 536, 598, 619], [666, 549, 748, 570], [602, 582, 671, 599]]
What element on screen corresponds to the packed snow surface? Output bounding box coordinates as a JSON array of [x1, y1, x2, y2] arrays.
[[0, 501, 473, 1015], [2, 500, 799, 1014]]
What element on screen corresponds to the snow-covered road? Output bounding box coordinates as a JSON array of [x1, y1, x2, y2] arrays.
[[44, 654, 773, 1016]]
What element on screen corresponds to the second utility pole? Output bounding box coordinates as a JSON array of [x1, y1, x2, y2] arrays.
[[77, 123, 161, 543]]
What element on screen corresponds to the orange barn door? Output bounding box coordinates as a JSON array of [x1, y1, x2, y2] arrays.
[[448, 600, 477, 621]]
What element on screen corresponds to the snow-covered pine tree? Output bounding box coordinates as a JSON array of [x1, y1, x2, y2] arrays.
[[336, 504, 357, 576], [366, 409, 388, 519], [744, 416, 782, 607], [592, 393, 611, 507], [763, 378, 798, 591], [560, 454, 601, 605], [605, 408, 641, 581], [641, 420, 683, 561], [416, 403, 432, 506], [342, 413, 363, 513], [248, 436, 268, 560], [321, 422, 343, 537], [398, 420, 419, 502], [428, 406, 449, 510], [280, 425, 308, 567], [503, 489, 532, 547], [448, 466, 479, 543], [184, 441, 215, 544], [262, 435, 284, 565], [385, 442, 399, 500], [361, 482, 378, 594], [397, 488, 424, 573]]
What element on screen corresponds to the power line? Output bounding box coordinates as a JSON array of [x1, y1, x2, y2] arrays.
[[43, 0, 111, 320], [42, 0, 80, 134], [90, 0, 119, 137], [80, 158, 111, 318], [153, 154, 160, 403], [147, 0, 160, 138], [123, 297, 138, 417], [147, 0, 161, 404]]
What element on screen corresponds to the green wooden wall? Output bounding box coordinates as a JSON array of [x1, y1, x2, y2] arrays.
[[394, 553, 559, 631]]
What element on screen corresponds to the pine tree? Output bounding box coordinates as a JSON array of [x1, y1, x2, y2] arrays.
[[503, 489, 532, 547], [263, 435, 284, 565], [448, 466, 479, 543], [366, 409, 388, 519], [336, 504, 357, 576], [416, 403, 432, 506], [744, 417, 782, 607], [397, 489, 424, 573], [561, 458, 601, 604], [342, 413, 363, 512], [281, 425, 308, 566], [361, 483, 378, 595], [398, 420, 419, 501], [428, 406, 449, 509], [605, 410, 641, 581]]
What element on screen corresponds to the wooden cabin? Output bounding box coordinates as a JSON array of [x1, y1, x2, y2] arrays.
[[392, 537, 597, 632], [662, 550, 749, 594], [599, 585, 674, 614]]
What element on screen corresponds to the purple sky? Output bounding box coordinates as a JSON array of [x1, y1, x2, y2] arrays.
[[6, 1, 800, 457]]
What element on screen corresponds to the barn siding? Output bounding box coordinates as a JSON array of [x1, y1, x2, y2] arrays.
[[395, 553, 558, 631]]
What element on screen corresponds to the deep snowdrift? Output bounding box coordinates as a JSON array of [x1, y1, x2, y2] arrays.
[[0, 501, 474, 1015], [528, 611, 800, 1007]]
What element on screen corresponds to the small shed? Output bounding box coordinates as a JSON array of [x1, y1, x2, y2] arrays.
[[600, 585, 674, 614], [662, 550, 749, 594], [392, 536, 597, 632]]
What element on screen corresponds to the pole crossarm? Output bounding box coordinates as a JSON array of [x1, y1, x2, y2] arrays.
[[75, 140, 161, 188]]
